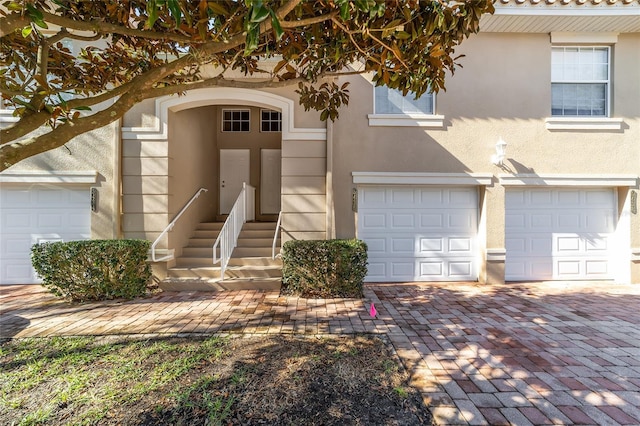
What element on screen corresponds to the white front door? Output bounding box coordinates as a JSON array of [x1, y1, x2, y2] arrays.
[[505, 188, 615, 281], [0, 184, 91, 284], [261, 149, 281, 214], [357, 186, 478, 282], [220, 149, 250, 214]]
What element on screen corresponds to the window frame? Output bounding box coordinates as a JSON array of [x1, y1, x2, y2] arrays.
[[550, 45, 611, 118], [260, 109, 282, 132], [368, 84, 444, 128], [221, 108, 250, 132]]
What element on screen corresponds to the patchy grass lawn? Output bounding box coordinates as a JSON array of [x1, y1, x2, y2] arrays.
[[1, 335, 432, 425]]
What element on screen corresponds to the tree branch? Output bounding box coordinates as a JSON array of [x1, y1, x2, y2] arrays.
[[36, 11, 195, 44], [0, 13, 29, 38], [2, 81, 137, 143]]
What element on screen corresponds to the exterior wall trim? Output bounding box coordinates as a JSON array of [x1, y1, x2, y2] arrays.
[[545, 117, 624, 131], [493, 6, 640, 17], [121, 88, 326, 141], [0, 170, 98, 184], [551, 32, 619, 44], [487, 248, 506, 261], [367, 114, 445, 128], [632, 248, 640, 262], [352, 172, 493, 186], [499, 174, 638, 187]]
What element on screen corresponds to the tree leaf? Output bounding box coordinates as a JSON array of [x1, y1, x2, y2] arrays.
[[21, 26, 33, 38], [167, 0, 182, 28], [269, 9, 284, 40]]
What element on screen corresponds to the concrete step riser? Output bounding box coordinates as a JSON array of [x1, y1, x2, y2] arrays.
[[177, 258, 281, 268], [159, 278, 281, 292], [167, 267, 281, 280]]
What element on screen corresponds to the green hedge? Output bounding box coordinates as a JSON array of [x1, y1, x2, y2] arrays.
[[31, 239, 152, 302], [281, 239, 368, 298]]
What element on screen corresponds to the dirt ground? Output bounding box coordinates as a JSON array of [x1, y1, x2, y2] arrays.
[[1, 334, 433, 425]]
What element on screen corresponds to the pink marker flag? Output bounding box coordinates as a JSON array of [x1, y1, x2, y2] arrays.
[[369, 302, 377, 318]]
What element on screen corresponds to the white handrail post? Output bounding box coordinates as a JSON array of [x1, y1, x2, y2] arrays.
[[212, 182, 256, 279], [272, 211, 282, 259], [151, 187, 208, 262]]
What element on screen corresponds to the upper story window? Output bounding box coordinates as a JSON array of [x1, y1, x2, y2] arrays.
[[551, 47, 609, 117], [222, 109, 250, 132], [260, 109, 281, 132], [374, 86, 435, 115]]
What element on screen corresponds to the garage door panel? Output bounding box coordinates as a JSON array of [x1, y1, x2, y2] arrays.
[[585, 260, 608, 275], [420, 189, 444, 205], [505, 188, 614, 281], [391, 238, 414, 254], [448, 189, 476, 206], [449, 237, 472, 253], [505, 213, 526, 229], [585, 189, 614, 206], [420, 237, 443, 253], [530, 190, 553, 205], [361, 188, 387, 206], [557, 190, 580, 205], [391, 213, 415, 228], [360, 213, 386, 229], [420, 262, 443, 277], [392, 189, 415, 204], [531, 213, 553, 229], [1, 185, 90, 284], [2, 212, 33, 229], [359, 186, 477, 282], [419, 214, 443, 228], [448, 211, 475, 229], [449, 261, 473, 278]]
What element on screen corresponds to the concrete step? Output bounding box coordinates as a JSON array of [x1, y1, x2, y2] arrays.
[[228, 256, 282, 267], [197, 222, 224, 231], [238, 229, 275, 239], [167, 265, 281, 280], [182, 247, 216, 258], [231, 247, 273, 258], [185, 238, 217, 248], [159, 277, 281, 292], [176, 256, 282, 268], [236, 237, 279, 248], [242, 222, 278, 230]]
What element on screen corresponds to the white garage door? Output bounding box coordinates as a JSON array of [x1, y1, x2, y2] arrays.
[[505, 188, 615, 281], [0, 185, 91, 284], [357, 186, 478, 282]]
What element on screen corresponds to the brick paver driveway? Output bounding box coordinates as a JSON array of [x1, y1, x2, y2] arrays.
[[2, 282, 640, 425]]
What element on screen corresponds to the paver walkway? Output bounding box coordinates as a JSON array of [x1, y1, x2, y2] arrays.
[[2, 282, 640, 425]]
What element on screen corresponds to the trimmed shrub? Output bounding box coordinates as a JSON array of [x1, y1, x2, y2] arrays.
[[281, 239, 368, 298], [31, 239, 152, 301]]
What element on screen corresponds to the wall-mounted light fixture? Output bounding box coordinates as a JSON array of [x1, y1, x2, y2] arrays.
[[491, 138, 507, 166]]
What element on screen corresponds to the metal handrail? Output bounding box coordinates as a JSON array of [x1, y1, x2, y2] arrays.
[[212, 182, 256, 278], [151, 187, 208, 262], [272, 211, 282, 259]]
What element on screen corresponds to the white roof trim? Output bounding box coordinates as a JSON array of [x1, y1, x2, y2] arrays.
[[493, 7, 640, 17], [0, 170, 98, 184], [551, 32, 619, 43], [499, 174, 638, 187], [352, 172, 493, 186], [545, 117, 624, 131]]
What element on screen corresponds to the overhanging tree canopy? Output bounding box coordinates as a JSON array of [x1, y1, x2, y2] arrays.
[[0, 0, 494, 171]]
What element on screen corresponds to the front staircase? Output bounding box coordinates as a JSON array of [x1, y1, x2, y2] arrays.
[[159, 221, 282, 292]]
